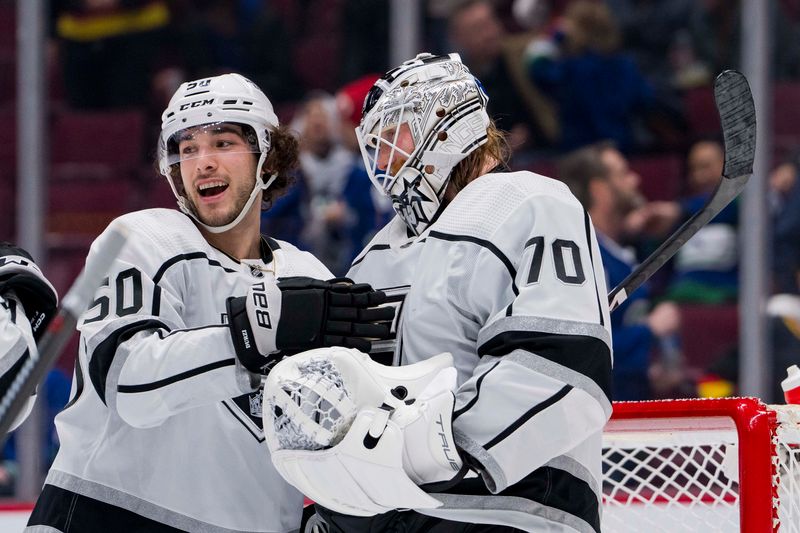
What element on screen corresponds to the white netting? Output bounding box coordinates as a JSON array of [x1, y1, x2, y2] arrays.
[[601, 402, 800, 533], [265, 358, 355, 451], [775, 406, 800, 531]]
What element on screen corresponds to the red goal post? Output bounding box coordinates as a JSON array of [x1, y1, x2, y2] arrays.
[[602, 397, 800, 532]]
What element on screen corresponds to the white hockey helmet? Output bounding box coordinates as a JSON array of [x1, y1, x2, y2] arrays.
[[158, 73, 280, 233], [356, 53, 490, 236]]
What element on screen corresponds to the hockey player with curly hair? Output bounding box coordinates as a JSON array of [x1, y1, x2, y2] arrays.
[[26, 73, 393, 533]]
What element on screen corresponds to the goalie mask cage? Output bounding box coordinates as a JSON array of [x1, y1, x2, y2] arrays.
[[601, 398, 800, 532]]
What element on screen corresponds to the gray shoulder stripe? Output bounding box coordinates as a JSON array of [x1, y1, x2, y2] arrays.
[[478, 315, 610, 352]]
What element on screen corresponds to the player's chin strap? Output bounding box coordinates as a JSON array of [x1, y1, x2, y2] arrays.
[[179, 153, 278, 234]]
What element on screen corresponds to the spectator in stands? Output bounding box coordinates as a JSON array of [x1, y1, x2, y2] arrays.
[[155, 0, 299, 107], [448, 0, 559, 152], [334, 74, 394, 242], [51, 0, 170, 110], [687, 0, 800, 82], [606, 0, 704, 89], [340, 0, 390, 84], [770, 151, 800, 294], [525, 0, 655, 153], [559, 141, 684, 400], [698, 293, 800, 403], [262, 89, 382, 275], [632, 138, 739, 304]]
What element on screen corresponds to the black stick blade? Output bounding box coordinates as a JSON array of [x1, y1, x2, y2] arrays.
[[715, 70, 756, 180]]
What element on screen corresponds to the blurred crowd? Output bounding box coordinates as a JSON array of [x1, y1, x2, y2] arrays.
[[4, 0, 800, 494]]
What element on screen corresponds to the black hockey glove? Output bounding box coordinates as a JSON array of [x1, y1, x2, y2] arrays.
[[226, 277, 395, 374], [0, 242, 58, 341]]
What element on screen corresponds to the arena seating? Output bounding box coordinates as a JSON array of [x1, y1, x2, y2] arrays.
[[679, 303, 739, 372], [629, 153, 685, 202]]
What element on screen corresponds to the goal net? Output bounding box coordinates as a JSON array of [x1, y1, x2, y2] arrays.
[[602, 397, 800, 532]]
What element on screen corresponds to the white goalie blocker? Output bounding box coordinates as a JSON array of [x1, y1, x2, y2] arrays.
[[262, 347, 462, 516]]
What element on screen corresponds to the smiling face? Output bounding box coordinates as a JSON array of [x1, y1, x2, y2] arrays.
[[176, 123, 260, 227]]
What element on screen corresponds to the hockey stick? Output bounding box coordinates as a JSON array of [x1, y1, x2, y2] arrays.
[[0, 225, 128, 442], [607, 70, 756, 312]]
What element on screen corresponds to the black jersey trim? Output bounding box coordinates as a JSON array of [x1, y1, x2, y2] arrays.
[[427, 231, 518, 295], [484, 384, 572, 450], [63, 337, 87, 411], [117, 358, 236, 394], [479, 331, 612, 401], [350, 244, 391, 267], [452, 360, 501, 420], [89, 319, 171, 405], [221, 400, 265, 442], [437, 465, 601, 533], [150, 252, 238, 315], [164, 324, 229, 337], [583, 209, 604, 327], [28, 484, 202, 532]]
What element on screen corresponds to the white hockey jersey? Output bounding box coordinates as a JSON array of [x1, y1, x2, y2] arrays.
[[349, 171, 613, 533], [0, 293, 37, 431], [27, 208, 332, 533]]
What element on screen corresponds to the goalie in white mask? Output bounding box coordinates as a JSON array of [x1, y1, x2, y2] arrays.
[[27, 73, 393, 533], [263, 54, 613, 533]]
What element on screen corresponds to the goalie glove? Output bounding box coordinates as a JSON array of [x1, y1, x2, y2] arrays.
[[0, 242, 58, 341], [226, 277, 394, 374], [263, 347, 462, 516], [393, 373, 463, 488]]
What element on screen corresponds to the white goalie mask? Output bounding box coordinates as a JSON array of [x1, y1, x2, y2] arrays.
[[157, 73, 280, 234], [356, 53, 491, 236], [263, 347, 455, 452]]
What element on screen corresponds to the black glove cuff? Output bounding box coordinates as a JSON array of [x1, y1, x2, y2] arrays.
[[226, 296, 272, 374], [275, 289, 327, 352], [0, 273, 57, 340]]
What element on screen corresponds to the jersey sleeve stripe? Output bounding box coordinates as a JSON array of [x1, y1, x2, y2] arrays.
[[428, 231, 518, 295], [484, 384, 572, 450], [164, 325, 229, 337], [118, 358, 236, 394], [478, 315, 610, 353], [480, 331, 612, 402], [432, 464, 601, 533], [89, 319, 172, 405], [453, 360, 501, 419]]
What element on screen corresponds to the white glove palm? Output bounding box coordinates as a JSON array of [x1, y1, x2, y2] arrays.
[[392, 366, 463, 487]]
